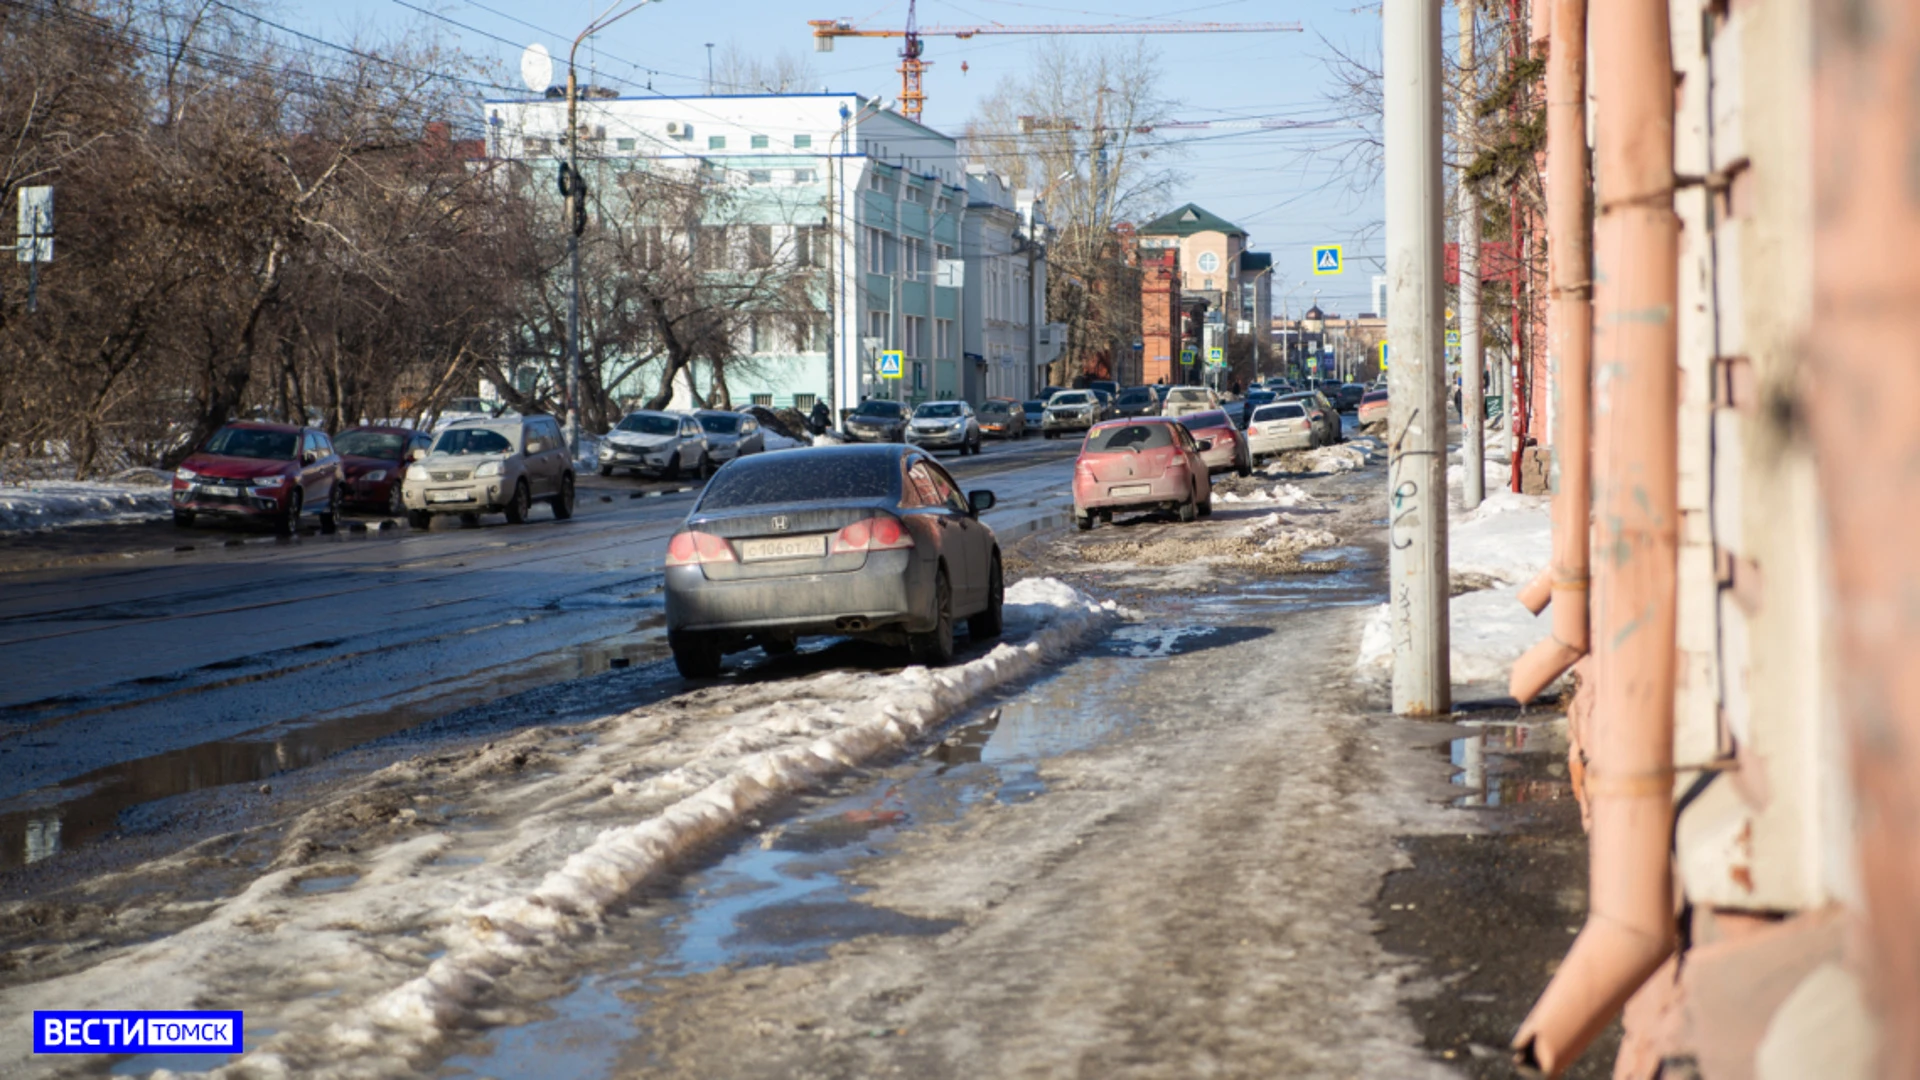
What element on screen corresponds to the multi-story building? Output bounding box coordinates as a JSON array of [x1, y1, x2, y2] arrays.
[[1136, 203, 1272, 388], [484, 92, 1045, 417], [1138, 247, 1184, 385], [960, 166, 1047, 402]]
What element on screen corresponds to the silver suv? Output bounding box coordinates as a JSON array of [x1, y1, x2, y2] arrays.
[[600, 410, 714, 479], [403, 414, 575, 527]]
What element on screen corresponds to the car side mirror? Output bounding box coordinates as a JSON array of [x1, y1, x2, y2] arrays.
[[1198, 439, 1215, 452], [408, 447, 428, 462], [302, 450, 319, 465], [968, 489, 996, 515]]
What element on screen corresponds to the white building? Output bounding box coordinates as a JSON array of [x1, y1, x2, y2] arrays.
[[485, 91, 1047, 417], [961, 166, 1048, 402]]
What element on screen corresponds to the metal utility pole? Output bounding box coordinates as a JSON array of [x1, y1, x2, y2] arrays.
[[563, 0, 664, 453], [1458, 0, 1485, 509], [1384, 0, 1450, 715]]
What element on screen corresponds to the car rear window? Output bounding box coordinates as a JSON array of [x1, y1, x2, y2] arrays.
[[698, 451, 899, 509], [1253, 403, 1307, 422], [205, 427, 297, 460], [1166, 388, 1209, 403], [1177, 410, 1230, 430], [1085, 423, 1175, 453]]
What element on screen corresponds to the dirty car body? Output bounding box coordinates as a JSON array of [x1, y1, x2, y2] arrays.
[[664, 445, 1002, 676], [1071, 418, 1211, 523], [1177, 410, 1251, 475]]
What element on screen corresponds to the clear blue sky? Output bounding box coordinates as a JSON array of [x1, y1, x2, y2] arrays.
[[277, 0, 1386, 314]]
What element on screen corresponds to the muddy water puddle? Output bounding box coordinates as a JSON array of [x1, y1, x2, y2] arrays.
[[0, 619, 671, 871], [1443, 715, 1573, 810], [435, 637, 1171, 1079]]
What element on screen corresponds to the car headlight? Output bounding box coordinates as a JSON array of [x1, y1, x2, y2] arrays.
[[475, 461, 503, 477], [175, 467, 198, 482], [361, 470, 388, 482], [251, 474, 288, 488]]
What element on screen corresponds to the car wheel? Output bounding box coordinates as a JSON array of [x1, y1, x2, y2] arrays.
[[551, 474, 575, 520], [670, 630, 724, 679], [503, 479, 531, 524], [277, 489, 302, 536], [1177, 492, 1198, 523], [1198, 492, 1214, 518], [665, 452, 682, 479], [700, 452, 715, 479], [968, 554, 1005, 641], [387, 484, 405, 518], [319, 485, 341, 533], [1236, 454, 1252, 478], [1075, 512, 1094, 531], [172, 509, 196, 528], [459, 512, 480, 527], [407, 508, 432, 530], [760, 635, 797, 657], [599, 464, 613, 478], [907, 568, 956, 667]]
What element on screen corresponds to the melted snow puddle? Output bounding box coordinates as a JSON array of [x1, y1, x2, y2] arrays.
[[1444, 716, 1573, 808], [436, 646, 1160, 1079]]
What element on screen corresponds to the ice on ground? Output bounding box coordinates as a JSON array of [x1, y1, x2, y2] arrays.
[[1447, 455, 1512, 491], [0, 579, 1118, 1080], [1264, 441, 1375, 476], [812, 432, 847, 447], [1449, 489, 1551, 587], [1218, 483, 1314, 507], [1354, 585, 1566, 694], [0, 476, 173, 532], [762, 432, 809, 451]]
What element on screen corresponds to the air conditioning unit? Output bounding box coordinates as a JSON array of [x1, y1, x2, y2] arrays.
[[665, 121, 691, 139]]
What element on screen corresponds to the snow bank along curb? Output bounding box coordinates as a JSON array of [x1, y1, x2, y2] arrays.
[[227, 578, 1118, 1078], [0, 477, 173, 533]]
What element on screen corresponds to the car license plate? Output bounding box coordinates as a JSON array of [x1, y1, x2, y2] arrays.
[[1109, 483, 1151, 497], [427, 490, 469, 503], [737, 535, 827, 562], [204, 484, 239, 497]]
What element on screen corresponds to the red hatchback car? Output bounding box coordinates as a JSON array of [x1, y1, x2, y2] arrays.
[[1176, 409, 1253, 477], [1071, 417, 1214, 530], [334, 425, 433, 517], [171, 422, 344, 533]]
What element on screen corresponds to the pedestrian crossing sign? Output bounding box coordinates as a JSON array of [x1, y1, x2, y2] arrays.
[[1445, 329, 1460, 347], [1180, 348, 1197, 366], [1313, 244, 1343, 275], [879, 350, 904, 379], [1208, 347, 1223, 364], [1378, 341, 1389, 370]]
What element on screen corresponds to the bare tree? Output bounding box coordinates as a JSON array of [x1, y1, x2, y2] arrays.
[[711, 41, 817, 95]]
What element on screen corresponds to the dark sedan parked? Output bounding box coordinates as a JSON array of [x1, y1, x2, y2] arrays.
[[663, 445, 1003, 677], [335, 426, 433, 516]]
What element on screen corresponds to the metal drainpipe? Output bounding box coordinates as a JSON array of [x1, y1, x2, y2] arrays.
[[1511, 0, 1593, 704], [1808, 0, 1920, 1061], [1510, 0, 1678, 1069]]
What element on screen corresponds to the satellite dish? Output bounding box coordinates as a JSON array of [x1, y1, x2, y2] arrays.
[[520, 43, 554, 94]]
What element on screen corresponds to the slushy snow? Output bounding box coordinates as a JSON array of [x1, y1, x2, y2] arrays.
[[0, 475, 173, 532], [0, 578, 1117, 1080]]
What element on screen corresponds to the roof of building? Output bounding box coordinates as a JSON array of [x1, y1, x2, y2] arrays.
[[1239, 251, 1273, 273], [1137, 202, 1247, 238]]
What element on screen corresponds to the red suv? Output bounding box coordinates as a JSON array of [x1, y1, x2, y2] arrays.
[[172, 422, 344, 533]]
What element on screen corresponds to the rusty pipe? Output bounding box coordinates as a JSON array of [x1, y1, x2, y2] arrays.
[[1511, 0, 1678, 1071], [1519, 567, 1553, 615], [1511, 0, 1594, 705]]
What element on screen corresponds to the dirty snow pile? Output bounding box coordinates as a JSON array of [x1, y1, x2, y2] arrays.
[[762, 431, 810, 451], [1076, 512, 1341, 578], [1218, 482, 1315, 507], [1262, 437, 1380, 476], [812, 431, 848, 446], [1238, 511, 1341, 554], [0, 579, 1118, 1080], [0, 474, 173, 532], [1354, 485, 1558, 694]]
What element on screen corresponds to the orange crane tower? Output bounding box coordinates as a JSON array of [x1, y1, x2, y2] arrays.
[[809, 3, 1303, 123]]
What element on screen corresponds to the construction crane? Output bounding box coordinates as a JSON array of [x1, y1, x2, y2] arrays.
[[809, 2, 1304, 123]]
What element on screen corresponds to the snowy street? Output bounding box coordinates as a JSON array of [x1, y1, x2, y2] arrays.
[[0, 430, 1597, 1080]]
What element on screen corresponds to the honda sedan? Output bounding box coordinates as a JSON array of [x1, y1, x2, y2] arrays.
[[664, 445, 1003, 677]]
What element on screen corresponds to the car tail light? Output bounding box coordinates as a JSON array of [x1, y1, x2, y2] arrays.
[[1248, 425, 1260, 436], [831, 515, 913, 554], [665, 530, 736, 566]]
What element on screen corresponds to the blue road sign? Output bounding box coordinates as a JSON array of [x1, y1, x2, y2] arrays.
[[1313, 244, 1343, 275], [879, 350, 904, 379]]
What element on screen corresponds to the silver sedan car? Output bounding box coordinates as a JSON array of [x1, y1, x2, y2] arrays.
[[663, 445, 1004, 677]]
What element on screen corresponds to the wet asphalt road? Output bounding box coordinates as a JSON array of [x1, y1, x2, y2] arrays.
[[0, 438, 1078, 871]]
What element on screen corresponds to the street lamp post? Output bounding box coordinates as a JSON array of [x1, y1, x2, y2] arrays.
[[562, 0, 664, 454]]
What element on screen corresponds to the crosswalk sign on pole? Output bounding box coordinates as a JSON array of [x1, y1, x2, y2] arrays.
[[1180, 348, 1196, 366], [1378, 341, 1389, 370], [1445, 329, 1460, 347], [1207, 347, 1224, 364], [878, 350, 904, 379], [1313, 244, 1343, 275]]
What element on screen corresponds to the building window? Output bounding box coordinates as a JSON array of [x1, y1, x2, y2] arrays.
[[748, 225, 773, 268], [904, 315, 925, 357], [750, 134, 769, 149], [793, 134, 812, 148], [868, 310, 887, 344], [935, 318, 953, 359], [793, 168, 816, 183], [751, 393, 773, 406], [794, 392, 817, 409], [936, 243, 953, 262], [747, 169, 772, 184], [708, 135, 726, 150], [615, 137, 636, 151], [794, 225, 828, 268], [694, 225, 728, 271], [526, 137, 551, 155], [903, 237, 927, 277]]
